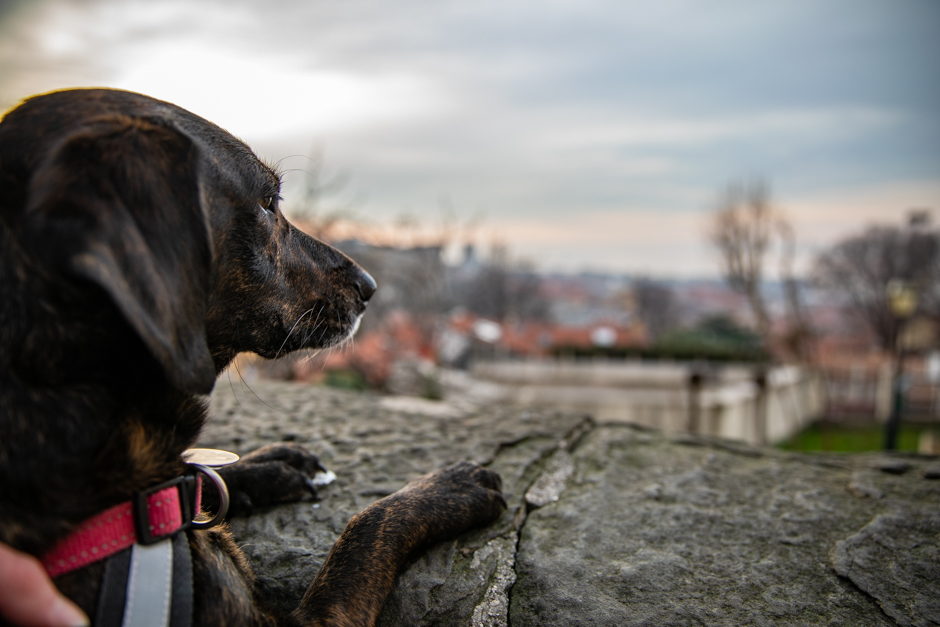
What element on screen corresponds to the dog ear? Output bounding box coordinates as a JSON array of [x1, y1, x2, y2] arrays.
[[24, 116, 217, 394]]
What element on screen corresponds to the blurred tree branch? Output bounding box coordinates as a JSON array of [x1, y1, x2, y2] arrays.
[[777, 219, 813, 360], [633, 278, 679, 341], [455, 242, 550, 322], [709, 180, 775, 341], [813, 213, 939, 351], [286, 146, 361, 242]]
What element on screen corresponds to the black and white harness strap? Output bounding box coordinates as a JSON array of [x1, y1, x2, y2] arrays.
[[95, 531, 193, 627]]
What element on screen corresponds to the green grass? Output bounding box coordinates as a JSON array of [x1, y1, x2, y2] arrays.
[[323, 369, 370, 391], [777, 421, 930, 453]]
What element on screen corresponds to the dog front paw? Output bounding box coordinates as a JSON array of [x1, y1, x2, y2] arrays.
[[207, 443, 327, 517], [393, 461, 506, 543]]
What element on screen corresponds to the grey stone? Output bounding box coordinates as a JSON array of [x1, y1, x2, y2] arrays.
[[198, 380, 587, 619], [386, 359, 442, 399], [469, 535, 517, 627], [848, 471, 886, 499], [833, 508, 940, 626], [200, 379, 940, 626], [525, 449, 574, 509], [876, 459, 912, 475], [511, 426, 888, 626]]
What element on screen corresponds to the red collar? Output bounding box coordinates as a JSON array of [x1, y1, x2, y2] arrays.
[[42, 474, 202, 578]]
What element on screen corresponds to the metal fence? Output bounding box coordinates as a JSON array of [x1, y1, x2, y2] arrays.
[[821, 365, 940, 422]]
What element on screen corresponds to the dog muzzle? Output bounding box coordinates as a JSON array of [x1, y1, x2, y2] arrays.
[[40, 451, 237, 627]]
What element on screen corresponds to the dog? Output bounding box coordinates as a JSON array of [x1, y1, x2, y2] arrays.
[[0, 88, 505, 627]]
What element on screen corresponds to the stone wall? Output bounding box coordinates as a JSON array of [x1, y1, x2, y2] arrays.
[[198, 379, 939, 626], [469, 360, 823, 446]]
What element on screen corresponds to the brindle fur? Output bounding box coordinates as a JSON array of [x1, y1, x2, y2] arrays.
[[0, 89, 505, 627]]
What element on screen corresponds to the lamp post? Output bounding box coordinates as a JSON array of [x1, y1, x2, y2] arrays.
[[884, 279, 918, 450]]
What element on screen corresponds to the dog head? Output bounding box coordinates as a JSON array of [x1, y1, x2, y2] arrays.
[[0, 88, 375, 395]]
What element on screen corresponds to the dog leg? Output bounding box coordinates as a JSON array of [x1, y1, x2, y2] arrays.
[[291, 462, 505, 627], [207, 444, 326, 517]]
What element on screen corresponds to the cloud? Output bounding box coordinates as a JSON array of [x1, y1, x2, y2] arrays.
[[786, 179, 940, 247], [1, 0, 937, 277], [112, 41, 445, 140], [496, 210, 705, 246], [539, 107, 901, 149]]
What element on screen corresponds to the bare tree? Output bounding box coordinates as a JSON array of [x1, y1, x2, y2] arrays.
[[814, 214, 939, 350], [709, 180, 776, 340], [455, 243, 550, 322], [285, 146, 361, 242], [777, 220, 813, 360], [633, 278, 679, 341]]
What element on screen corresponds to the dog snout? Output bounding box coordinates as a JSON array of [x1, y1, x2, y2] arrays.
[[351, 266, 377, 302]]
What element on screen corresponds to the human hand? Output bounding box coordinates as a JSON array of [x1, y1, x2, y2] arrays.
[[0, 542, 89, 627]]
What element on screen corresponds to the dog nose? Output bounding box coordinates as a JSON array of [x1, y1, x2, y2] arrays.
[[352, 267, 377, 302]]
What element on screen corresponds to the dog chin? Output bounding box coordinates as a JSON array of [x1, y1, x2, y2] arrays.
[[310, 312, 364, 352], [333, 313, 363, 347]]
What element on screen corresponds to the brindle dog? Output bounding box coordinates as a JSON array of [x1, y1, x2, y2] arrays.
[[0, 89, 505, 627]]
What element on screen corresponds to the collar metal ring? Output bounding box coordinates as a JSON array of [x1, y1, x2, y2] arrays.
[[188, 463, 230, 529]]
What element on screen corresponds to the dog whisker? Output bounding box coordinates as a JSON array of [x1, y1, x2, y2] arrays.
[[271, 154, 312, 169], [233, 358, 287, 415], [275, 307, 316, 360], [301, 306, 327, 346], [227, 366, 247, 415], [296, 348, 323, 369]]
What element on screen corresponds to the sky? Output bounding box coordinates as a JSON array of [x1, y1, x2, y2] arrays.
[[1, 0, 938, 278]]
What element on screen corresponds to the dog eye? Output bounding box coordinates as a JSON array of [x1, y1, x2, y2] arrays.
[[258, 197, 275, 214]]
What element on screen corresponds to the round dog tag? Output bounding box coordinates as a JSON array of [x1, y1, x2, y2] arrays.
[[182, 448, 239, 467]]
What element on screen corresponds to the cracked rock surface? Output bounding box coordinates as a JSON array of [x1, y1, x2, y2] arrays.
[[199, 380, 940, 626], [832, 508, 940, 626]]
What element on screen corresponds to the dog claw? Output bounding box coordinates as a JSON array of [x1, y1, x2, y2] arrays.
[[305, 478, 320, 498], [311, 469, 337, 487]]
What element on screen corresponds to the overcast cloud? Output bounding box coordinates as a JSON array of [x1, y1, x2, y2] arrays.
[[1, 0, 937, 276]]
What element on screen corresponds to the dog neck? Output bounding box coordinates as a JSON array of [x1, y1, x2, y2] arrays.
[[0, 384, 208, 553], [1, 225, 212, 555]]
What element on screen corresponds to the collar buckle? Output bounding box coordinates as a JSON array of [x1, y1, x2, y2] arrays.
[[133, 475, 193, 546]]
